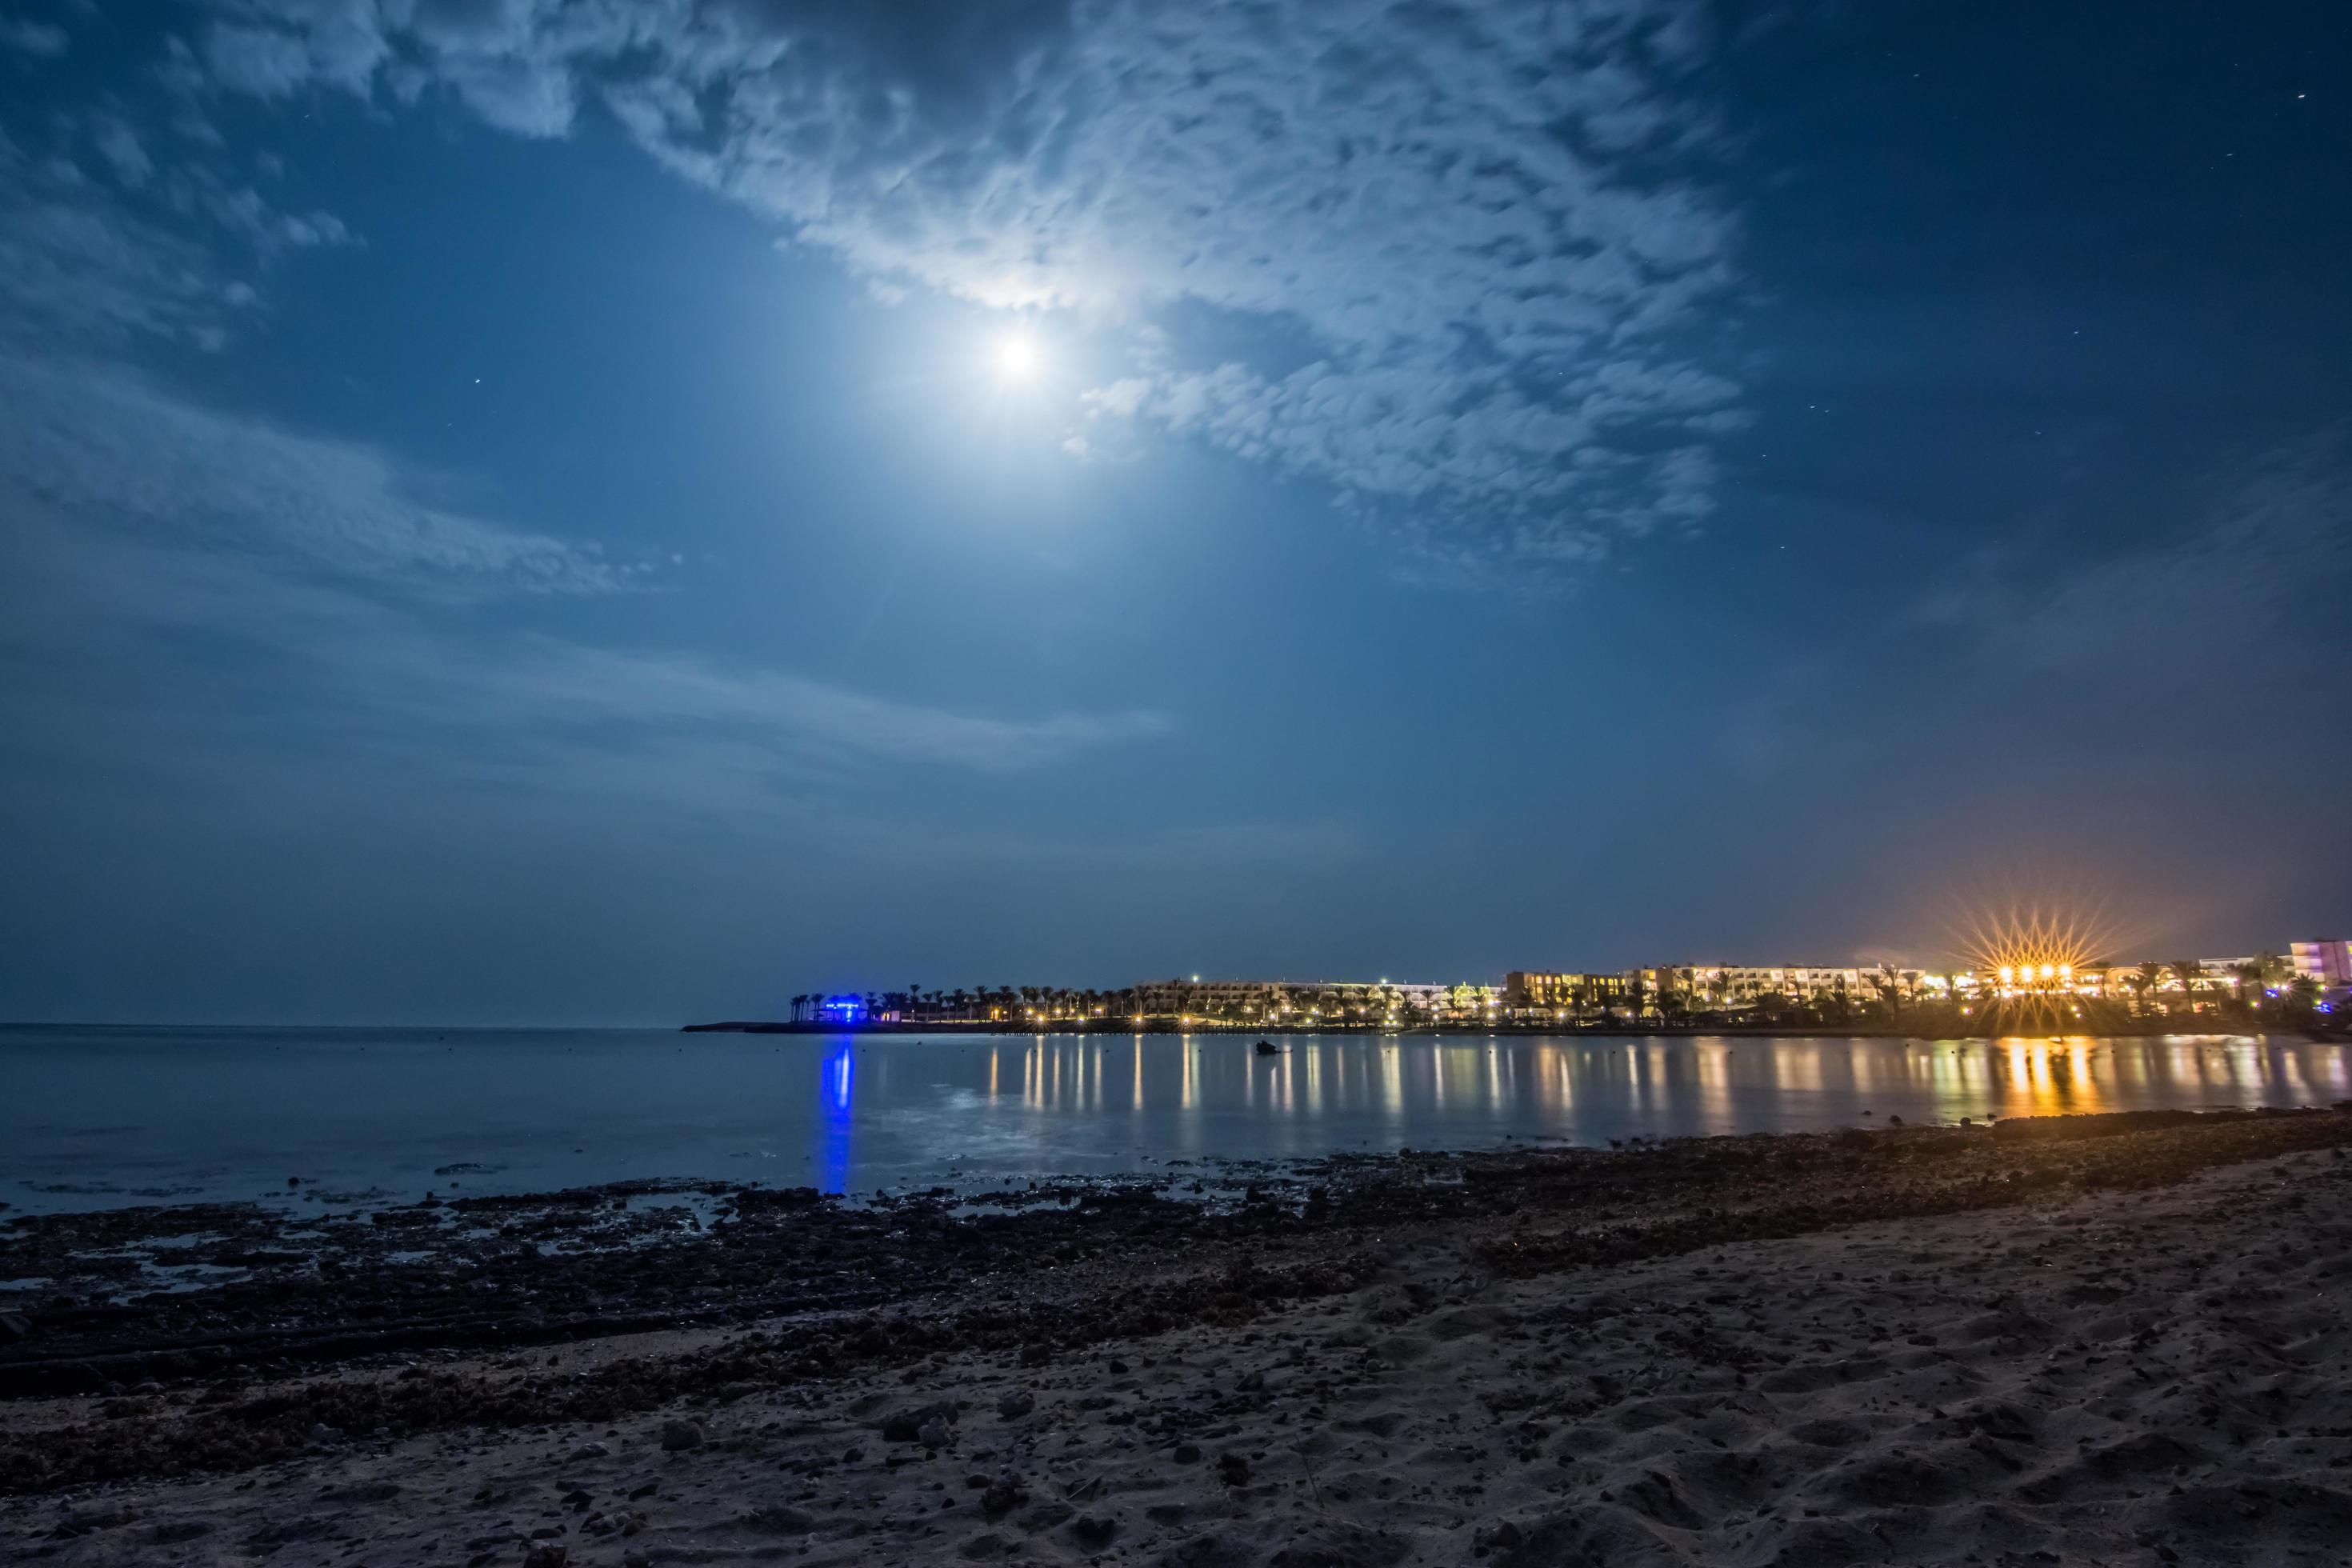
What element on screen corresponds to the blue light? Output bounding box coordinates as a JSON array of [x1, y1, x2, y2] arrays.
[[818, 1041, 854, 1194]]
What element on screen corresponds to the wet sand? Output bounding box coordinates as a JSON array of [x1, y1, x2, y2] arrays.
[[7, 1108, 2352, 1565]]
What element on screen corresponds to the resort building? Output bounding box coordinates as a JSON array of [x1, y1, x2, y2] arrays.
[[1502, 971, 1630, 1010], [1715, 966, 1841, 1004], [1126, 978, 1498, 1026], [2293, 941, 2352, 998], [1673, 966, 1907, 1008], [1508, 966, 1934, 1016], [806, 940, 2342, 1030]]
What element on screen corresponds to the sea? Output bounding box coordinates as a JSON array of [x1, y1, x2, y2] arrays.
[[3, 1026, 2346, 1215]]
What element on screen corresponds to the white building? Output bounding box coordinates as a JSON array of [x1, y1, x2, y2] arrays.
[[1678, 966, 1896, 1006], [2292, 940, 2352, 998], [1126, 977, 1498, 1025]]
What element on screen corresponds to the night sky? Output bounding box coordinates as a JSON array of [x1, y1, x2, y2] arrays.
[[1, 1, 2345, 1025]]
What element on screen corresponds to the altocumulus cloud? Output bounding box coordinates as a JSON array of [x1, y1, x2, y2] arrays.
[[188, 0, 1746, 574], [0, 355, 636, 595], [1945, 426, 2352, 695], [0, 94, 355, 354], [0, 358, 1173, 798], [0, 35, 1171, 812]]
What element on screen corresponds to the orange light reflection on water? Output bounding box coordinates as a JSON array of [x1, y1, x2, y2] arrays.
[[955, 1035, 2350, 1143]]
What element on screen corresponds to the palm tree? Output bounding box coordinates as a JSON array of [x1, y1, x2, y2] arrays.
[[2134, 962, 2164, 1015], [1869, 964, 1902, 1016], [2169, 961, 2202, 1010], [2250, 951, 2289, 994]]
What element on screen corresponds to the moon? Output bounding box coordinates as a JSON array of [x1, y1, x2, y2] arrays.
[[994, 334, 1041, 382]]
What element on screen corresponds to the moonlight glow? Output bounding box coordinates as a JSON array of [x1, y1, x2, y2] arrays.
[[994, 335, 1040, 382]]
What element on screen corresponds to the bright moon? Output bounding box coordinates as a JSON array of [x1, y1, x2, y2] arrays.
[[995, 335, 1040, 382]]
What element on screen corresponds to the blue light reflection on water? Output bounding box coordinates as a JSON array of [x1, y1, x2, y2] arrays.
[[2, 1026, 2346, 1214], [818, 1040, 854, 1194]]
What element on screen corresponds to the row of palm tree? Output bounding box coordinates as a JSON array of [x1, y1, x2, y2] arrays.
[[2110, 953, 2296, 1014], [788, 950, 2322, 1028], [790, 986, 1126, 1023], [1588, 952, 2317, 1026], [787, 982, 1512, 1027]]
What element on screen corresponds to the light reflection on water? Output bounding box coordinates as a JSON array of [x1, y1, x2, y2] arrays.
[[963, 1034, 2349, 1135], [2, 1026, 2345, 1212]]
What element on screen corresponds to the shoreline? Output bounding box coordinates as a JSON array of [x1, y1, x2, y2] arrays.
[[686, 1018, 2342, 1041], [17, 1031, 2352, 1226], [7, 1110, 2352, 1484], [6, 1110, 2352, 1562]]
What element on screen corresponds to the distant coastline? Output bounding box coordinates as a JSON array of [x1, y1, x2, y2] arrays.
[[766, 950, 2350, 1039], [683, 1018, 2348, 1041]]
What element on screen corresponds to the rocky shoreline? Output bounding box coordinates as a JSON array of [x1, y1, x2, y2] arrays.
[[7, 1106, 2352, 1562]]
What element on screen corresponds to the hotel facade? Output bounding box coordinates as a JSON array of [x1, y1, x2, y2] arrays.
[[798, 938, 2346, 1030], [1503, 939, 2350, 1018], [1126, 977, 1500, 1025]]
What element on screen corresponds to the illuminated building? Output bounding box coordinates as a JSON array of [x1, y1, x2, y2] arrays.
[[2292, 940, 2351, 999], [789, 993, 874, 1024], [1674, 966, 1904, 1007], [1127, 978, 1498, 1025], [798, 938, 2343, 1030], [1503, 971, 1629, 1010], [1507, 966, 1932, 1015]]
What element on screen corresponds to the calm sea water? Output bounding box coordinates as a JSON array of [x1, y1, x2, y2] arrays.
[[3, 1026, 2345, 1215]]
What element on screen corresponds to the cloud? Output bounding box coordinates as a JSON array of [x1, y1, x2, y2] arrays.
[[90, 118, 154, 188], [0, 22, 1171, 822], [186, 0, 1746, 570], [198, 3, 389, 98], [1919, 426, 2351, 694], [0, 354, 639, 593], [0, 14, 68, 57], [0, 151, 238, 350], [1, 506, 1170, 807], [1714, 428, 2352, 801], [1, 538, 1172, 899], [491, 642, 1174, 775], [1726, 426, 2352, 795], [0, 101, 356, 351], [0, 375, 1173, 835]]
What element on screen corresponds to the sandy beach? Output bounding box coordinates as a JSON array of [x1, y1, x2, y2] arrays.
[[7, 1108, 2352, 1566]]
